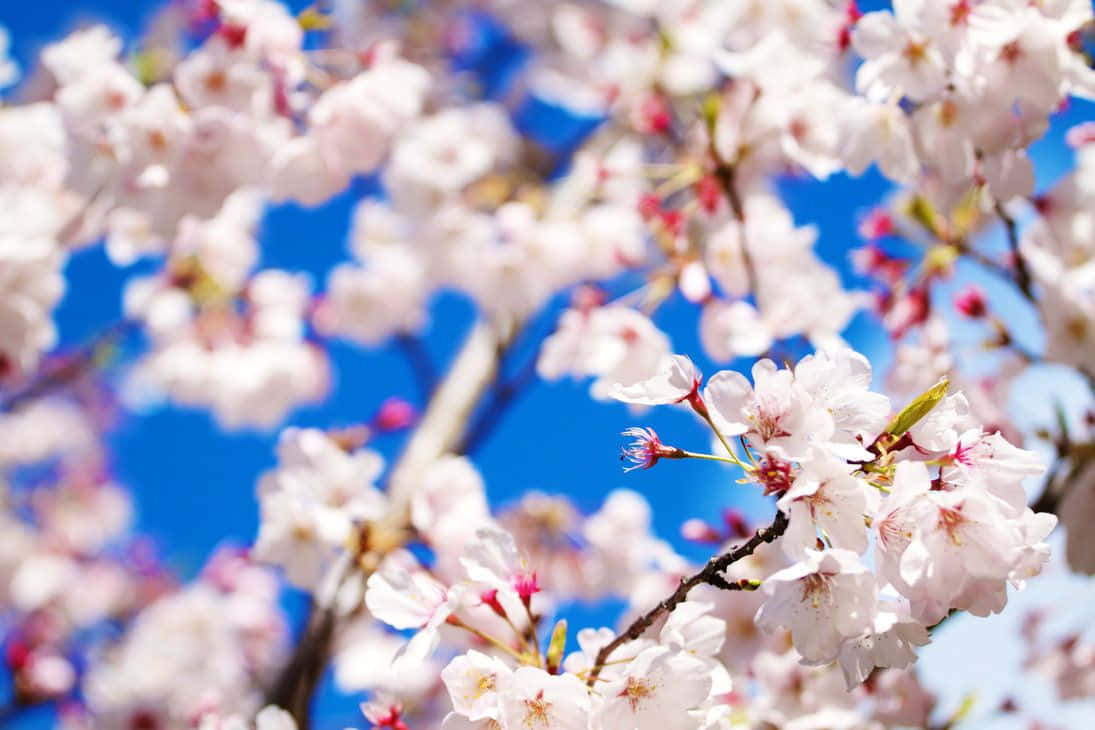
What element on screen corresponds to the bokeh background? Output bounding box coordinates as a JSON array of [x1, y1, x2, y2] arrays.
[[3, 1, 1095, 727]]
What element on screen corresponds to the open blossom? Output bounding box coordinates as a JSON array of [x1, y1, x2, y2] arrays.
[[595, 646, 712, 730], [777, 451, 875, 559], [410, 456, 492, 573], [703, 359, 826, 461], [755, 548, 878, 665], [873, 461, 1055, 625], [441, 650, 512, 721], [610, 355, 702, 407], [498, 667, 590, 730], [271, 57, 430, 206], [836, 600, 930, 688], [252, 428, 386, 589], [538, 306, 671, 401], [792, 349, 891, 462], [365, 553, 465, 670], [852, 1, 948, 102], [461, 526, 540, 604]]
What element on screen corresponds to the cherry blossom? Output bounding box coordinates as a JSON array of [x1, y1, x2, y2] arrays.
[[610, 355, 702, 407], [1, 2, 1091, 728], [755, 548, 878, 665], [497, 667, 590, 730]]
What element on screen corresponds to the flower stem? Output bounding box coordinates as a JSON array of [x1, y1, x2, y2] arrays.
[[448, 616, 526, 661]]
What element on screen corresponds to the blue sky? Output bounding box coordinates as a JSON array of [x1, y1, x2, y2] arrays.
[[3, 1, 1094, 728]]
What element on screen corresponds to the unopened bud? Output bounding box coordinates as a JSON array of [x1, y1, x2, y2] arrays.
[[637, 193, 661, 221], [480, 589, 507, 619], [722, 508, 750, 538], [546, 619, 567, 674], [681, 519, 722, 544], [372, 397, 417, 432], [954, 285, 987, 318]]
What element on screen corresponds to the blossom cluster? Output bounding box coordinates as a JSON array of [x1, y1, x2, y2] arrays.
[[1, 0, 1094, 729], [340, 348, 1052, 730]]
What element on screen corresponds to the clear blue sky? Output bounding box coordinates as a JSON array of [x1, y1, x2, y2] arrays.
[[2, 2, 1091, 728]]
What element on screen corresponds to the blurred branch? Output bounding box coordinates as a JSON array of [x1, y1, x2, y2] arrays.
[[265, 602, 337, 730], [0, 322, 132, 413], [953, 239, 1017, 285], [264, 320, 519, 723], [585, 509, 788, 686], [456, 341, 539, 456], [386, 320, 516, 509], [395, 333, 438, 402], [994, 202, 1033, 301]]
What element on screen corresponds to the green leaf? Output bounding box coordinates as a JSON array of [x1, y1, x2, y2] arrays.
[[885, 377, 949, 440]]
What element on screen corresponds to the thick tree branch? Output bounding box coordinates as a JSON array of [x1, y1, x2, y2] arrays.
[[456, 347, 539, 456], [265, 603, 337, 730], [386, 320, 515, 509], [266, 320, 519, 725], [586, 509, 789, 685]]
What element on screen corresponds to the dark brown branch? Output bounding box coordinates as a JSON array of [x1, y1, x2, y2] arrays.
[[395, 333, 438, 402], [586, 509, 789, 685], [710, 158, 759, 296], [265, 602, 337, 730], [456, 353, 539, 456], [994, 202, 1033, 301], [0, 322, 132, 413]]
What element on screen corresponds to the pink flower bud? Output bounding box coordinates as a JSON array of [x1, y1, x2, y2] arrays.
[[722, 508, 750, 539], [695, 175, 722, 214], [372, 397, 417, 432], [637, 193, 661, 221], [1066, 122, 1095, 148], [857, 209, 895, 240], [658, 209, 684, 237], [681, 518, 722, 543], [954, 285, 987, 318], [480, 589, 507, 618], [636, 94, 672, 135]]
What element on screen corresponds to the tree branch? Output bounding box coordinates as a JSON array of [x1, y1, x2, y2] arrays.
[[586, 509, 789, 685], [385, 320, 515, 509], [456, 347, 539, 456], [711, 157, 759, 296], [265, 602, 337, 730], [994, 202, 1033, 301], [395, 333, 438, 402], [0, 322, 132, 413], [264, 320, 520, 725]]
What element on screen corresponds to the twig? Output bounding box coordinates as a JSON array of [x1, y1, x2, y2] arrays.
[[994, 202, 1033, 301], [952, 240, 1016, 284], [456, 354, 539, 456], [0, 321, 132, 413], [711, 160, 759, 295], [395, 333, 438, 402], [585, 509, 789, 685]]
